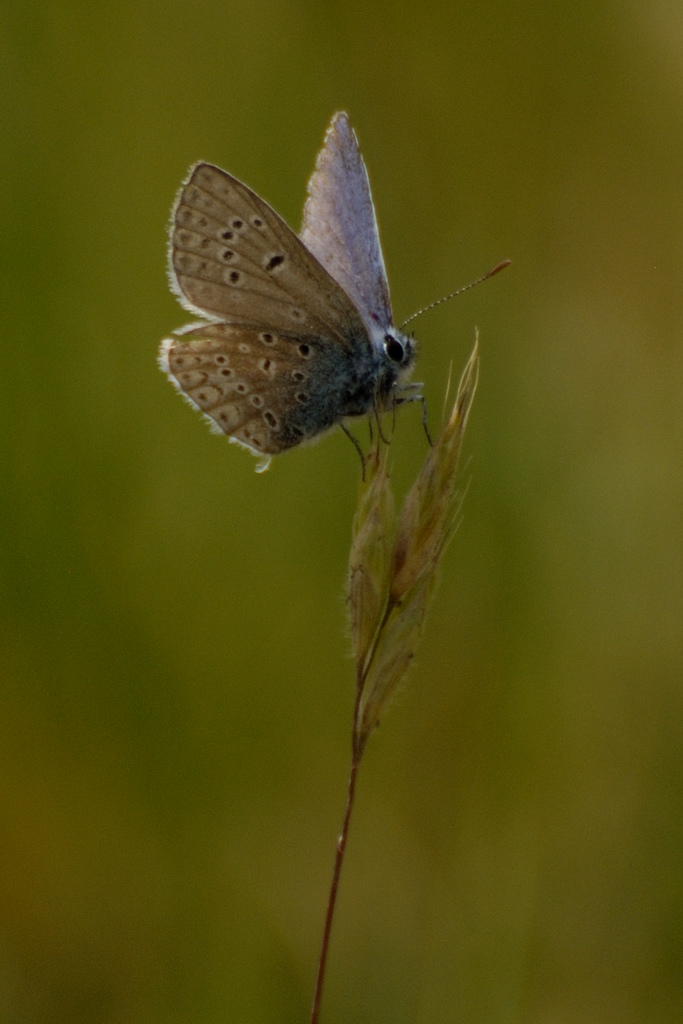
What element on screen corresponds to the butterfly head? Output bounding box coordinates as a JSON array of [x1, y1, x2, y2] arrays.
[[373, 328, 417, 408]]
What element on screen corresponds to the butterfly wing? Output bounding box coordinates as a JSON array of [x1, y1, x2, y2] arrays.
[[169, 162, 369, 349], [300, 112, 394, 339], [160, 320, 378, 458]]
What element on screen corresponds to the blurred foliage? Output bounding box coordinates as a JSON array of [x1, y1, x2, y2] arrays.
[[1, 1, 682, 1021]]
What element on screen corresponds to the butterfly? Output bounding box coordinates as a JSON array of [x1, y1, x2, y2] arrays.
[[159, 112, 417, 472]]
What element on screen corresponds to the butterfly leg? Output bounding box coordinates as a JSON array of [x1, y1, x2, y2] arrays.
[[340, 422, 366, 478], [373, 403, 392, 446], [419, 393, 433, 447], [393, 384, 433, 446]]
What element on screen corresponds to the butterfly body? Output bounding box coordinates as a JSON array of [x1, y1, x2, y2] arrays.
[[160, 113, 415, 469]]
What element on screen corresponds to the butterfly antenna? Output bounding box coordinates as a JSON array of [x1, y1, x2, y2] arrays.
[[400, 259, 511, 329]]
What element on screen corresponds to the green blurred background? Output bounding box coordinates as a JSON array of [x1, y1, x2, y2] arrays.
[[2, 1, 682, 1021]]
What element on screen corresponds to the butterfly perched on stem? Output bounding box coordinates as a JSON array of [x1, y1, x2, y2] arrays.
[[159, 112, 416, 472]]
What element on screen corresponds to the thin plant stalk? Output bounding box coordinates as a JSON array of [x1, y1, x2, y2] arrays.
[[309, 687, 363, 1024]]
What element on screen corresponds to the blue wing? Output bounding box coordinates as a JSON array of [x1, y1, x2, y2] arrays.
[[300, 112, 394, 345]]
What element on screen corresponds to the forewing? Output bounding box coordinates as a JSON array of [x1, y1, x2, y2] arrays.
[[160, 322, 337, 456], [301, 112, 393, 334], [169, 162, 368, 348]]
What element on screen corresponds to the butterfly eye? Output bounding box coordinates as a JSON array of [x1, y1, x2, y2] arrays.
[[384, 335, 404, 363]]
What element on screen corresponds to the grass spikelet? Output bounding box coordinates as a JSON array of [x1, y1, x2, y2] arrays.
[[352, 334, 480, 748], [347, 439, 394, 680]]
